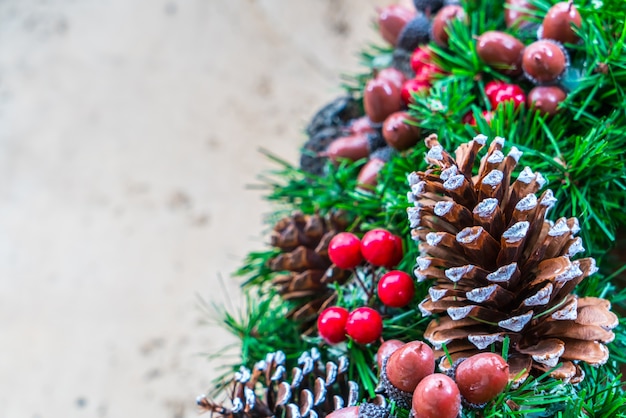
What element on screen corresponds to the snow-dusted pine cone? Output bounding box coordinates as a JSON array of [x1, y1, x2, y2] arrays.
[[269, 211, 352, 334], [197, 349, 368, 418], [407, 133, 618, 385]]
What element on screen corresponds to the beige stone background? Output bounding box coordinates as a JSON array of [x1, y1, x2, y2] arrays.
[[0, 0, 412, 417]]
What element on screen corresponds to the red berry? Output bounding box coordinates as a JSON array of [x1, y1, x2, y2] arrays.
[[414, 63, 445, 83], [386, 341, 435, 392], [412, 374, 461, 418], [489, 83, 526, 109], [401, 79, 430, 105], [410, 46, 433, 74], [455, 353, 509, 404], [345, 307, 382, 345], [485, 80, 504, 101], [378, 270, 415, 307], [317, 306, 349, 344], [376, 339, 405, 370], [328, 232, 363, 269], [482, 110, 495, 125], [361, 229, 402, 268]]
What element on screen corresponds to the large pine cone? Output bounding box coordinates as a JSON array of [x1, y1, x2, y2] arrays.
[[269, 212, 352, 333], [197, 349, 370, 418], [407, 134, 618, 385]]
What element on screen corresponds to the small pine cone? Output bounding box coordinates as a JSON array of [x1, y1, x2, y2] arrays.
[[407, 134, 618, 385], [198, 349, 367, 418], [269, 211, 351, 299]]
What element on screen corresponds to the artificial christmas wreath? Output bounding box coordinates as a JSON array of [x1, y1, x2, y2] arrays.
[[199, 0, 626, 416]]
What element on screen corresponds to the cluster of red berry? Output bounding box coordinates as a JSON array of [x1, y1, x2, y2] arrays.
[[378, 339, 509, 417], [317, 229, 415, 345], [470, 1, 581, 123]]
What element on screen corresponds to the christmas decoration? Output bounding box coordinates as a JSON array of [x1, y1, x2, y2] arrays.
[[360, 229, 403, 268], [202, 1, 626, 416], [411, 374, 461, 418], [541, 2, 582, 45], [345, 307, 383, 345], [377, 271, 415, 308], [410, 134, 618, 383], [380, 341, 435, 407], [325, 404, 391, 418], [328, 233, 363, 270], [454, 353, 509, 405], [197, 349, 363, 418], [318, 307, 350, 345]]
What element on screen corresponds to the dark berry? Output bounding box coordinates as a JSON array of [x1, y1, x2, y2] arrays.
[[328, 232, 363, 269], [382, 111, 421, 151], [378, 270, 415, 307], [431, 5, 466, 47], [378, 5, 416, 46], [412, 374, 461, 418], [387, 341, 435, 392], [345, 307, 383, 345], [542, 1, 582, 45], [527, 85, 567, 116], [364, 78, 403, 123], [455, 353, 509, 404], [476, 31, 525, 75], [505, 0, 536, 29], [377, 67, 407, 89], [413, 0, 444, 14], [396, 14, 432, 52], [401, 79, 430, 105], [317, 306, 349, 344], [361, 229, 403, 268], [324, 134, 371, 163], [356, 158, 386, 191], [376, 339, 405, 370], [522, 40, 568, 83]]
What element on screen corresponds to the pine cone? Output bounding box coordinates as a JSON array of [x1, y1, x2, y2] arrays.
[[197, 349, 372, 418], [269, 212, 352, 333], [407, 134, 618, 385]]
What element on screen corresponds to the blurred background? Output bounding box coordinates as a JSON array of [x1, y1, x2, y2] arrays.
[[0, 0, 393, 416]]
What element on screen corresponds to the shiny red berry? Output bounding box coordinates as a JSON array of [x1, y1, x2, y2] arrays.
[[317, 306, 349, 344], [377, 270, 415, 307], [485, 80, 504, 101], [345, 307, 383, 344], [361, 229, 403, 268], [401, 79, 430, 105], [455, 353, 509, 404], [328, 232, 363, 269], [412, 374, 461, 418], [489, 83, 526, 109], [410, 46, 433, 74], [414, 63, 444, 83]]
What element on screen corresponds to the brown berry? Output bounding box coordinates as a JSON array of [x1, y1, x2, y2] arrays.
[[325, 135, 370, 163], [326, 406, 359, 418], [386, 340, 435, 393], [378, 5, 416, 46], [431, 5, 466, 47], [412, 374, 461, 418], [364, 78, 403, 123], [455, 353, 509, 405], [522, 40, 568, 83], [376, 339, 405, 370], [528, 85, 567, 116], [542, 1, 582, 45], [476, 31, 525, 75], [356, 158, 386, 190], [377, 67, 407, 89], [382, 111, 421, 151], [505, 0, 536, 28]]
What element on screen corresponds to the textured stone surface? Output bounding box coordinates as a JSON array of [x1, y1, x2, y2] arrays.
[[0, 0, 393, 416]]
